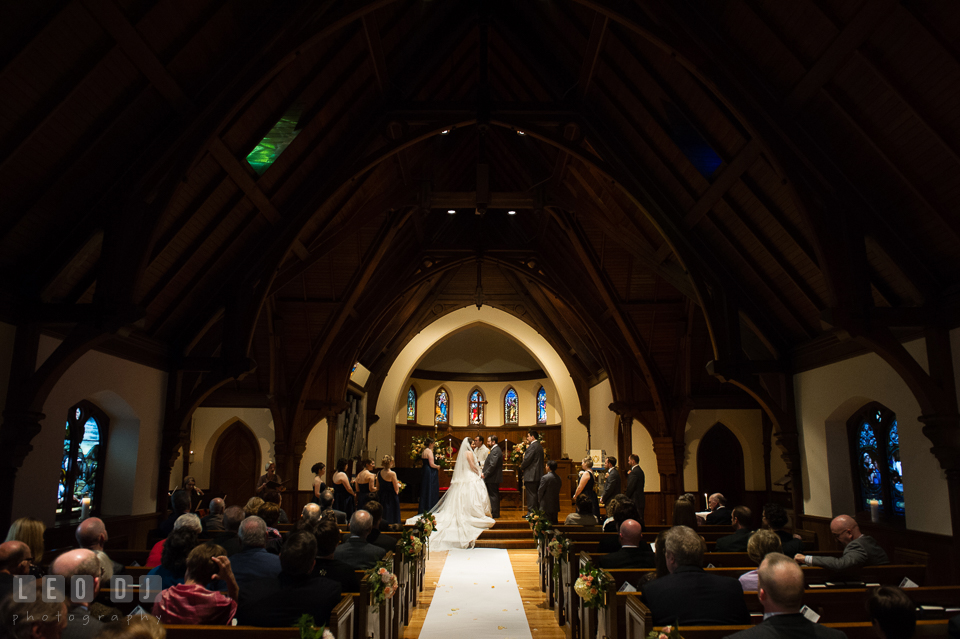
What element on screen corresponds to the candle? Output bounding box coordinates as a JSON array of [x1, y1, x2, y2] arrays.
[[868, 499, 880, 523], [704, 492, 708, 508], [80, 497, 91, 521]]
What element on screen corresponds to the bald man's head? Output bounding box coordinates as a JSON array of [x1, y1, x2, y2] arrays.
[[0, 540, 31, 574], [50, 548, 102, 601], [618, 519, 643, 547], [301, 503, 321, 525], [757, 553, 805, 613], [830, 514, 860, 546], [209, 498, 225, 514], [75, 517, 108, 549]]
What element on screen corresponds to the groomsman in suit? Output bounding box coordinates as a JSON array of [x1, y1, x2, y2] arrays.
[[538, 460, 562, 524], [601, 456, 621, 514], [520, 430, 545, 515], [482, 435, 503, 518], [624, 454, 646, 523]]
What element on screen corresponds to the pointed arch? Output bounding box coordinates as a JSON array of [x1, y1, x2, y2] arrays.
[[503, 387, 519, 425], [847, 402, 903, 520], [696, 423, 744, 506], [57, 400, 109, 521], [435, 387, 449, 426], [406, 385, 417, 423], [468, 387, 486, 426], [210, 420, 261, 507]]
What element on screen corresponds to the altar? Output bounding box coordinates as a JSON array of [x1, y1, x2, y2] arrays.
[[438, 465, 522, 508]]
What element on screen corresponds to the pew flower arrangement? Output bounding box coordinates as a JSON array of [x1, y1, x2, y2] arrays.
[[547, 534, 571, 584], [574, 562, 612, 609], [509, 432, 548, 465], [366, 558, 399, 605], [530, 510, 553, 541], [396, 527, 424, 561], [295, 614, 333, 639], [648, 626, 681, 639], [417, 512, 437, 540]]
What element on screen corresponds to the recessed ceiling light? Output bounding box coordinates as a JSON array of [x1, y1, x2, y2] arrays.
[[516, 130, 526, 136], [440, 129, 450, 135], [447, 209, 456, 214], [508, 210, 516, 215]]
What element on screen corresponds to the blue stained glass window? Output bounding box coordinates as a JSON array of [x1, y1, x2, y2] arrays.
[[858, 422, 882, 511], [407, 387, 416, 422], [469, 390, 485, 426], [851, 405, 903, 519], [435, 389, 449, 424], [57, 403, 105, 520], [887, 421, 904, 515], [537, 387, 547, 424], [504, 388, 519, 424]]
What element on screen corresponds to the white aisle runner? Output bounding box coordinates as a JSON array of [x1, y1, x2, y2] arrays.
[[418, 548, 533, 639]]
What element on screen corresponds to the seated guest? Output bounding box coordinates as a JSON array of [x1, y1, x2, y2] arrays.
[[334, 510, 385, 570], [4, 517, 44, 576], [319, 488, 348, 525], [355, 501, 396, 553], [147, 513, 202, 567], [867, 586, 916, 639], [538, 460, 562, 525], [201, 498, 226, 532], [229, 516, 281, 588], [602, 494, 628, 532], [153, 544, 239, 625], [90, 616, 163, 639], [564, 493, 599, 526], [256, 502, 284, 554], [739, 529, 782, 592], [596, 520, 655, 569], [207, 505, 244, 556], [262, 489, 289, 525], [701, 493, 732, 526], [148, 524, 199, 589], [0, 540, 31, 601], [637, 531, 668, 587], [298, 503, 322, 532], [50, 548, 109, 637], [640, 525, 750, 626], [600, 497, 641, 552], [795, 515, 889, 575], [313, 517, 361, 591], [715, 506, 754, 552], [763, 502, 803, 557], [725, 554, 847, 639], [159, 491, 193, 537], [243, 497, 264, 518], [0, 579, 66, 638], [75, 517, 123, 580], [673, 497, 699, 530], [236, 530, 342, 627]]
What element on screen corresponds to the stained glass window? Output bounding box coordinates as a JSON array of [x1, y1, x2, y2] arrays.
[[504, 388, 519, 424], [57, 402, 107, 520], [537, 387, 547, 424], [435, 388, 449, 425], [848, 404, 903, 520], [246, 104, 304, 175], [407, 387, 417, 422], [469, 390, 485, 426]]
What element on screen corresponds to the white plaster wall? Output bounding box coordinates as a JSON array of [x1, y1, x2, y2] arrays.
[[300, 418, 328, 490], [181, 407, 276, 489], [402, 378, 557, 428], [373, 307, 585, 460], [632, 420, 660, 491], [794, 338, 951, 536], [15, 335, 167, 525], [589, 380, 616, 460], [683, 409, 782, 492]]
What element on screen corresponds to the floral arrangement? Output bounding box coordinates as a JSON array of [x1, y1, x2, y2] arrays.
[[509, 432, 548, 466], [647, 626, 681, 639], [409, 436, 452, 468], [417, 512, 437, 540], [548, 534, 571, 585], [366, 558, 398, 605], [396, 526, 424, 561], [295, 614, 333, 639], [574, 561, 612, 609], [397, 480, 407, 493], [529, 509, 553, 541]]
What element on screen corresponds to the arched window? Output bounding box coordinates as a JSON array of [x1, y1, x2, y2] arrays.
[[848, 404, 904, 519], [536, 386, 547, 424], [435, 388, 449, 425], [469, 389, 485, 426], [407, 386, 417, 422], [504, 388, 519, 424], [57, 401, 108, 521]]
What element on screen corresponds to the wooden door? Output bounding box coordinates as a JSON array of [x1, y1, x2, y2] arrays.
[[210, 421, 261, 508], [696, 423, 744, 507]]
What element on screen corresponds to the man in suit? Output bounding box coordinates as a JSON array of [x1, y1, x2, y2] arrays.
[[624, 454, 645, 523], [474, 436, 489, 467], [794, 514, 888, 576], [334, 510, 386, 570], [519, 430, 545, 515], [724, 554, 847, 639], [641, 525, 750, 626], [237, 530, 342, 627], [715, 506, 754, 552], [482, 435, 503, 518], [346, 501, 397, 553], [538, 460, 562, 523], [703, 493, 733, 526], [319, 488, 348, 524], [201, 497, 226, 532], [601, 456, 621, 514], [596, 520, 654, 569]]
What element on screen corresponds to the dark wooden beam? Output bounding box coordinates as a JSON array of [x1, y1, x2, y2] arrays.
[[362, 13, 389, 94], [578, 14, 608, 96]]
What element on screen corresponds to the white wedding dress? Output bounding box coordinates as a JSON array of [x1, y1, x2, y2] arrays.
[[406, 437, 495, 551]]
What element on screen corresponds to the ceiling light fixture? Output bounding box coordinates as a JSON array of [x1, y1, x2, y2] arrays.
[[516, 130, 526, 136], [447, 209, 456, 214], [508, 210, 516, 215], [440, 129, 451, 135]]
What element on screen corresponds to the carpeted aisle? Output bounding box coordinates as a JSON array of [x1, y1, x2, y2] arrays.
[[417, 548, 533, 639]]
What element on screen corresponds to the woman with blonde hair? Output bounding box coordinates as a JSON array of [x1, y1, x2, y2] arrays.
[[5, 517, 44, 571], [571, 457, 601, 519], [378, 455, 401, 526], [243, 497, 264, 518], [739, 529, 783, 591]]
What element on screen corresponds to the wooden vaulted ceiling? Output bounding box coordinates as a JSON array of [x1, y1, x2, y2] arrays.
[[2, 0, 960, 440]]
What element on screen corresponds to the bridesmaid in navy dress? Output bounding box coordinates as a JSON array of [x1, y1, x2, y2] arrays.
[[355, 459, 377, 509], [572, 457, 601, 520], [332, 458, 356, 519], [418, 439, 440, 514], [378, 455, 401, 526]]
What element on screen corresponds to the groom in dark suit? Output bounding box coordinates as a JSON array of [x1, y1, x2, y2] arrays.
[[520, 430, 545, 515], [482, 435, 503, 518]]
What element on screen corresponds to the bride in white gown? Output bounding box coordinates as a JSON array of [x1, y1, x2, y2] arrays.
[[406, 436, 495, 551]]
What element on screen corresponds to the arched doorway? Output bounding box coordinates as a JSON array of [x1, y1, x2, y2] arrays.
[[210, 421, 261, 507], [696, 423, 744, 508]]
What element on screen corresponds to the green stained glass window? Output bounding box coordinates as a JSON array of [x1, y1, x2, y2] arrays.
[[246, 105, 303, 175]]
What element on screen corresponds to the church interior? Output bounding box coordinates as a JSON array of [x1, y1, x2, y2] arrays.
[[2, 0, 960, 635]]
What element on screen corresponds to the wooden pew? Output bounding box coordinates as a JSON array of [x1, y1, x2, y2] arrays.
[[745, 586, 960, 623]]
